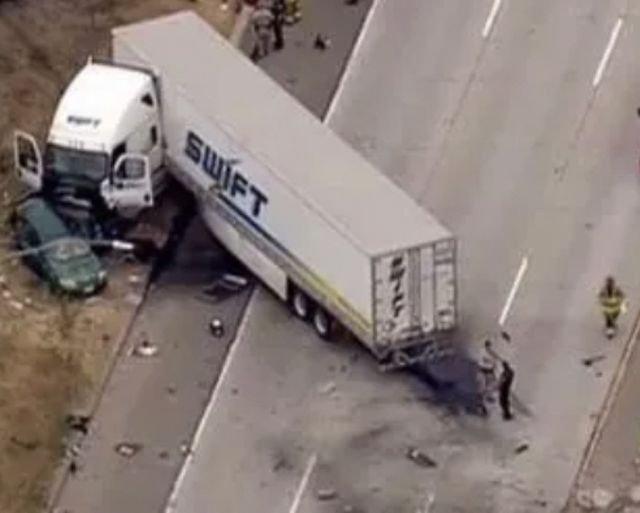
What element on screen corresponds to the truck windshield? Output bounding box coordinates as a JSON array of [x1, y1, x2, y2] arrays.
[[45, 144, 108, 182]]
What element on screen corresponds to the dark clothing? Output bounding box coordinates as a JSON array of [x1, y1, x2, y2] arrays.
[[498, 363, 515, 420], [271, 1, 285, 50]]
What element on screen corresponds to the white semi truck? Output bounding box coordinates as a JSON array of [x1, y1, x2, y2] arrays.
[[13, 11, 457, 369]]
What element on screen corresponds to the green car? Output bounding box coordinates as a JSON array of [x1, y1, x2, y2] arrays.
[[11, 197, 107, 295]]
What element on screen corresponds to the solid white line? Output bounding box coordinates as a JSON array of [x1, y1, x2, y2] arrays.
[[592, 17, 623, 88], [324, 0, 385, 122], [482, 0, 503, 39], [499, 257, 529, 327], [288, 453, 318, 513], [163, 288, 258, 513]]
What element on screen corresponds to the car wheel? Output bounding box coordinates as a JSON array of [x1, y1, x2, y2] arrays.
[[291, 288, 311, 320], [312, 307, 334, 341]]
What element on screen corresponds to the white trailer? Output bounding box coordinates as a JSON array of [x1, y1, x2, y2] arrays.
[[15, 11, 457, 368]]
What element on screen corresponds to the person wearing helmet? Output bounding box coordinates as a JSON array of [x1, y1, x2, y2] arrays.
[[598, 276, 626, 338]]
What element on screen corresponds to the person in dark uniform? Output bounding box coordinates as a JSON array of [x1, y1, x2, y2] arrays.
[[271, 0, 285, 50], [498, 361, 515, 421]]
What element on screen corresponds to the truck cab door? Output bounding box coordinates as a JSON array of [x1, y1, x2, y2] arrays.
[[13, 130, 43, 190], [100, 153, 153, 210]]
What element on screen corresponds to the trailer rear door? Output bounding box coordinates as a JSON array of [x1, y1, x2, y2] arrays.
[[373, 238, 456, 348]]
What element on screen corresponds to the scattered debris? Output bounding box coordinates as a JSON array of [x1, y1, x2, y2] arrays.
[[313, 33, 330, 50], [316, 488, 337, 501], [532, 498, 547, 507], [514, 442, 529, 455], [65, 414, 90, 435], [158, 450, 170, 460], [318, 381, 336, 395], [10, 435, 39, 451], [582, 355, 606, 367], [629, 484, 640, 504], [500, 331, 511, 343], [166, 385, 177, 395], [114, 442, 141, 458], [417, 492, 435, 513], [406, 447, 437, 468], [128, 274, 142, 285], [209, 317, 224, 337], [132, 339, 159, 357], [66, 441, 82, 459], [180, 442, 191, 455], [202, 273, 249, 302], [592, 488, 614, 510], [125, 292, 143, 306], [8, 299, 24, 311], [69, 460, 79, 475]]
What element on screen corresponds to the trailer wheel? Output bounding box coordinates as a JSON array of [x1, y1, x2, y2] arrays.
[[312, 307, 334, 341], [291, 288, 311, 319]]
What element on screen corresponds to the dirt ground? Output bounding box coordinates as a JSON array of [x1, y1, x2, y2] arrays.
[[0, 1, 236, 512]]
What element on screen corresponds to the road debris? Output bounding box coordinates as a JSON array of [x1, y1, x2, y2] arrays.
[[201, 272, 250, 302], [125, 292, 143, 306], [417, 492, 435, 513], [8, 299, 24, 311], [132, 338, 159, 357], [10, 435, 39, 451], [629, 484, 640, 504], [406, 447, 437, 468], [69, 460, 79, 475], [313, 33, 330, 50], [316, 488, 337, 501], [114, 442, 142, 458], [128, 274, 142, 285], [209, 317, 224, 337], [318, 381, 336, 395], [592, 488, 614, 510], [65, 414, 90, 435], [514, 442, 529, 455], [582, 355, 606, 367]]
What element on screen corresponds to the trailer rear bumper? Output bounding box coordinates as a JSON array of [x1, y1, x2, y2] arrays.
[[375, 331, 455, 373]]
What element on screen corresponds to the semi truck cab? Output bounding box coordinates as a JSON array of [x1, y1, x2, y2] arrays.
[[14, 60, 164, 222]]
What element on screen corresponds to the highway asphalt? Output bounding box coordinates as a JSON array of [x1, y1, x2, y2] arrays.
[[168, 1, 640, 513]]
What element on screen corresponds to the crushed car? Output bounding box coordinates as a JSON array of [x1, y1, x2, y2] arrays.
[[10, 197, 107, 295]]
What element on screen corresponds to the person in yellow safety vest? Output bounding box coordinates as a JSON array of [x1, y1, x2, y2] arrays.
[[284, 0, 302, 25], [598, 275, 626, 338]]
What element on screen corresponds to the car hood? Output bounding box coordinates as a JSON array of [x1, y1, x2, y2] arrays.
[[45, 251, 105, 288]]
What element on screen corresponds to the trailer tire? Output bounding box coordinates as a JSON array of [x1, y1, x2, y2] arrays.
[[291, 288, 311, 320], [312, 307, 334, 341]]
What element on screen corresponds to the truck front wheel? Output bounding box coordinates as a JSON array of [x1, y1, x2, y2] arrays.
[[291, 288, 311, 319], [312, 307, 334, 341]]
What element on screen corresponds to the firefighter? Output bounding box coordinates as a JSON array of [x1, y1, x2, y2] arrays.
[[284, 0, 302, 25], [598, 275, 626, 338]]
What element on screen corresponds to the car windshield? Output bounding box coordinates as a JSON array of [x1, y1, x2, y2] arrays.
[[45, 144, 108, 182], [49, 238, 89, 261]]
